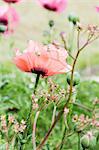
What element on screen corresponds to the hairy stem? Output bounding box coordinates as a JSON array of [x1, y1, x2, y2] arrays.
[[51, 105, 57, 125], [32, 111, 40, 150]]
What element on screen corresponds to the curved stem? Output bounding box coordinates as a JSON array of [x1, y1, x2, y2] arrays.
[[32, 111, 40, 150], [59, 126, 67, 150], [73, 102, 92, 112], [51, 105, 56, 125], [37, 110, 63, 150], [36, 50, 80, 149], [24, 74, 40, 137], [78, 132, 80, 150]]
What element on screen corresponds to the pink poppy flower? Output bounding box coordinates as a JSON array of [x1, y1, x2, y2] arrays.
[[14, 41, 71, 77], [38, 0, 67, 13], [96, 6, 99, 12], [0, 5, 19, 34], [3, 0, 21, 3]]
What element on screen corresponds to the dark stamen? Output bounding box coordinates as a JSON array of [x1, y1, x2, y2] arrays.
[[0, 18, 8, 26], [31, 67, 47, 77], [43, 4, 57, 11]]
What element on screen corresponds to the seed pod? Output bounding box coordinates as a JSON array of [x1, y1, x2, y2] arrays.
[[68, 13, 80, 25], [89, 136, 96, 149], [49, 20, 54, 28], [81, 135, 90, 149], [66, 72, 80, 86]]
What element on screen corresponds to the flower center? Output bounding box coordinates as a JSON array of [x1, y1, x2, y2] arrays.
[[43, 4, 57, 11], [31, 67, 47, 77], [0, 18, 8, 26]]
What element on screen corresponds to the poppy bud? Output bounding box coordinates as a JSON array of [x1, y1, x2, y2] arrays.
[[68, 13, 80, 25], [81, 132, 97, 149], [0, 24, 7, 33], [49, 20, 54, 28], [81, 135, 90, 148], [66, 72, 80, 86], [92, 129, 99, 138]]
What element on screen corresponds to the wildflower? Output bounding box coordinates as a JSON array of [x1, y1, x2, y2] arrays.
[[14, 40, 71, 78], [88, 25, 99, 35], [1, 115, 7, 132], [19, 120, 26, 132], [78, 114, 85, 123], [64, 107, 69, 116], [96, 6, 99, 12], [32, 103, 39, 110], [0, 5, 19, 34], [13, 122, 19, 133], [3, 0, 21, 3], [93, 98, 99, 105], [8, 114, 15, 124], [38, 0, 67, 13], [72, 114, 78, 122]]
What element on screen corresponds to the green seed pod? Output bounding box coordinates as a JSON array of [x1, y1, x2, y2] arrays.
[[89, 136, 96, 149], [49, 20, 54, 28], [92, 129, 99, 138], [81, 135, 90, 149], [0, 24, 7, 33], [68, 13, 80, 25], [66, 72, 80, 86]]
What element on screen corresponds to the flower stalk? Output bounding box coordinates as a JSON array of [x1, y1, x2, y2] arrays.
[[32, 111, 40, 150]]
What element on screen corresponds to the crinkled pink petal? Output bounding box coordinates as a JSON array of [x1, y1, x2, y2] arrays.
[[14, 41, 71, 77]]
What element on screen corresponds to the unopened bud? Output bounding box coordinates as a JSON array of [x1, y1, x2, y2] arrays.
[[49, 20, 54, 28], [81, 134, 90, 148], [68, 13, 80, 25], [66, 72, 80, 86]]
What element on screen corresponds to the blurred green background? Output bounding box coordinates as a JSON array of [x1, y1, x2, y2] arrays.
[[0, 0, 99, 72]]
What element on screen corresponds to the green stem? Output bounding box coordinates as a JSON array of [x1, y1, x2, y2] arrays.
[[32, 111, 40, 150], [73, 102, 92, 112], [24, 74, 40, 137], [34, 74, 40, 94], [78, 132, 80, 150], [51, 105, 56, 125], [59, 126, 67, 150], [69, 24, 75, 52], [37, 50, 80, 150]]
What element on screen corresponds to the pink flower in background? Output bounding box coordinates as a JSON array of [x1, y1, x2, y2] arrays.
[[38, 0, 67, 13], [3, 0, 21, 3], [96, 6, 99, 12], [14, 40, 71, 77], [0, 5, 19, 34]]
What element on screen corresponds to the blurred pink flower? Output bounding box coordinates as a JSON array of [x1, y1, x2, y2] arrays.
[[38, 0, 67, 13], [14, 40, 71, 77], [0, 5, 19, 34], [3, 0, 21, 3], [96, 6, 99, 12]]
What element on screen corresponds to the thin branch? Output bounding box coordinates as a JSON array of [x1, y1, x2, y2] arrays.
[[60, 33, 75, 60], [51, 105, 57, 125], [59, 126, 67, 150], [73, 102, 92, 112]]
